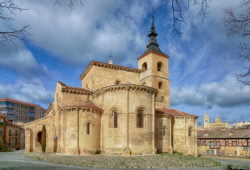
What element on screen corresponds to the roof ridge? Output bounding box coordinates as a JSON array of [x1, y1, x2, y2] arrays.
[[80, 61, 143, 80], [156, 107, 197, 117]]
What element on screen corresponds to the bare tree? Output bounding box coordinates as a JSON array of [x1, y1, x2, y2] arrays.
[[171, 0, 211, 34], [0, 0, 29, 44], [54, 0, 84, 10], [224, 0, 250, 85]]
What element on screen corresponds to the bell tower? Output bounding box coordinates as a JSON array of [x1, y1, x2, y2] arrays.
[[138, 15, 170, 108], [204, 113, 210, 128]]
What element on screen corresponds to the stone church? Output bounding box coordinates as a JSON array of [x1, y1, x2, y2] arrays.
[[24, 16, 198, 155]]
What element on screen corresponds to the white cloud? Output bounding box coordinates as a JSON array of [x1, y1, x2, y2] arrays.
[[4, 0, 160, 65], [0, 78, 54, 107], [0, 43, 41, 76], [171, 75, 250, 108]]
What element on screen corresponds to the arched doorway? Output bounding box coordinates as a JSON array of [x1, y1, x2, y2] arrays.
[[37, 125, 46, 152]]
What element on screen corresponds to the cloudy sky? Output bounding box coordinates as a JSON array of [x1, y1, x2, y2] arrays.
[[0, 0, 249, 125]]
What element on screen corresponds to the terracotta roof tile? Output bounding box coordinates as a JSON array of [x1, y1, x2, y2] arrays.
[[0, 113, 6, 118], [137, 51, 169, 60], [198, 128, 250, 139], [80, 61, 142, 80], [156, 107, 197, 117], [66, 86, 92, 92], [59, 81, 93, 94]]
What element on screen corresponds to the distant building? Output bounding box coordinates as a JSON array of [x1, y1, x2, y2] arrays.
[[203, 113, 229, 129], [0, 98, 45, 122], [0, 114, 5, 150], [0, 114, 25, 151], [197, 126, 250, 157], [231, 121, 250, 129]]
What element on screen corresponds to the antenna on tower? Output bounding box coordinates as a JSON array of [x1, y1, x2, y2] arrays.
[[108, 50, 113, 64]]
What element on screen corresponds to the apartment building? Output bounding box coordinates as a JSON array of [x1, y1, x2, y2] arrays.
[[0, 98, 45, 123]]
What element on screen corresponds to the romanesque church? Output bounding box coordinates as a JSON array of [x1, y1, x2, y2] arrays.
[[24, 16, 198, 155]]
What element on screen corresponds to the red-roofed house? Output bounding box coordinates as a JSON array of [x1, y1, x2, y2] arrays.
[[0, 114, 24, 151]]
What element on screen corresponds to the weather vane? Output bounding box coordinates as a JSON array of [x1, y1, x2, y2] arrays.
[[151, 8, 156, 17]]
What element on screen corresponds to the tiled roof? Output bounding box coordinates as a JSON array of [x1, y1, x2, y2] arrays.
[[5, 121, 23, 128], [66, 86, 92, 92], [58, 81, 93, 94], [0, 113, 6, 118], [156, 107, 197, 117], [137, 51, 169, 60], [198, 128, 250, 139], [80, 61, 142, 80], [0, 98, 40, 107]]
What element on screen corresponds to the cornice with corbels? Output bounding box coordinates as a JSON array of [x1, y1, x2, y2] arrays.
[[59, 106, 102, 113], [61, 87, 92, 95], [93, 84, 158, 98]]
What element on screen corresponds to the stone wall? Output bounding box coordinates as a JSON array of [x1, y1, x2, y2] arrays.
[[81, 65, 140, 90], [55, 83, 90, 107], [138, 52, 170, 107], [93, 84, 157, 155], [25, 115, 55, 153], [172, 117, 197, 155], [58, 108, 101, 155], [155, 114, 173, 153]]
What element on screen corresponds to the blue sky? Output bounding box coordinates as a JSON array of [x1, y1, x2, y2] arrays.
[[0, 0, 249, 125]]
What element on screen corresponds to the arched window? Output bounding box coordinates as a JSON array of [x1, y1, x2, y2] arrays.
[[110, 109, 118, 128], [86, 122, 90, 135], [137, 109, 144, 128], [113, 111, 118, 128], [188, 127, 192, 136], [142, 62, 147, 71], [157, 62, 163, 71], [158, 82, 163, 89]]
